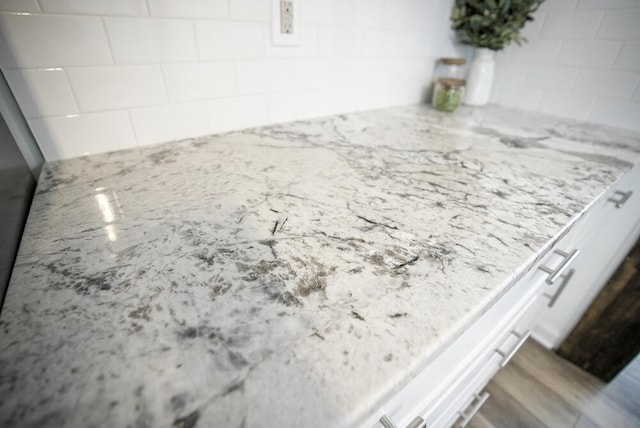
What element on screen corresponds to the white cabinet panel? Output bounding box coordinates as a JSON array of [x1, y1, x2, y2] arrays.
[[535, 165, 640, 349]]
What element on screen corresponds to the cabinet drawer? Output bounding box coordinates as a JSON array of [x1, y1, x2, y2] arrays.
[[432, 292, 544, 428], [437, 354, 500, 428]]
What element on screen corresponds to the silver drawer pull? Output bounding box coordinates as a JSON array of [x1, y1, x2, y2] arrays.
[[538, 249, 580, 285], [607, 190, 633, 208], [407, 417, 426, 428], [458, 392, 490, 427], [379, 415, 425, 428], [496, 330, 531, 367], [379, 415, 397, 428], [543, 268, 575, 308]]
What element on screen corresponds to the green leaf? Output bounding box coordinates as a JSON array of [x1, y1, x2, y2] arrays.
[[500, 0, 511, 13], [449, 0, 542, 50], [469, 14, 485, 29]]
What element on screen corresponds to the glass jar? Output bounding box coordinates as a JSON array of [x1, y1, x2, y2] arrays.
[[435, 57, 467, 80], [432, 57, 466, 112], [433, 78, 465, 112]]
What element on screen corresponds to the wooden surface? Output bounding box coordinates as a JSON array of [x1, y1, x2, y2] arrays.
[[558, 239, 640, 381], [469, 339, 640, 428]]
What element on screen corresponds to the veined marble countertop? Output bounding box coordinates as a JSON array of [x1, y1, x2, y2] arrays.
[[1, 104, 640, 428]]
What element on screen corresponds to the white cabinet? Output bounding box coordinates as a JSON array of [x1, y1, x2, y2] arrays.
[[362, 165, 640, 428], [534, 165, 640, 349]]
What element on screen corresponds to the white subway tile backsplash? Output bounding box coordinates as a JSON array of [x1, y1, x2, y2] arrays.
[[30, 111, 137, 160], [267, 89, 346, 123], [573, 69, 640, 99], [509, 40, 562, 64], [524, 65, 579, 90], [613, 42, 640, 72], [293, 59, 332, 90], [236, 60, 293, 94], [521, 12, 546, 39], [229, 0, 270, 21], [104, 18, 198, 64], [332, 0, 360, 26], [4, 68, 78, 118], [206, 95, 268, 133], [597, 9, 640, 39], [67, 65, 166, 112], [493, 61, 528, 84], [492, 0, 640, 132], [388, 81, 425, 105], [350, 84, 393, 110], [38, 0, 148, 16], [195, 21, 266, 60], [382, 0, 414, 30], [351, 0, 384, 27], [353, 58, 393, 85], [360, 29, 400, 57], [267, 91, 302, 123], [538, 91, 595, 120], [0, 0, 40, 13], [0, 13, 112, 68], [162, 62, 236, 102], [130, 102, 209, 146], [148, 0, 228, 19], [317, 26, 361, 57], [634, 83, 640, 101], [539, 0, 578, 11], [556, 40, 622, 68], [296, 89, 339, 119], [496, 82, 544, 111], [577, 0, 639, 9], [328, 59, 362, 87], [301, 0, 335, 25], [589, 98, 640, 131], [540, 11, 603, 39], [388, 58, 430, 87]]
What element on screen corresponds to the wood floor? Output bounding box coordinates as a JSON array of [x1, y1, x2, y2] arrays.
[[469, 339, 640, 428]]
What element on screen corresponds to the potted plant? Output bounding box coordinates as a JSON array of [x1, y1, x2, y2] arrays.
[[451, 0, 544, 106]]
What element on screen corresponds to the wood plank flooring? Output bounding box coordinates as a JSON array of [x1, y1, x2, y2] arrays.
[[469, 340, 640, 428]]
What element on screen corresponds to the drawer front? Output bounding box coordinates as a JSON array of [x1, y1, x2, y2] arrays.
[[436, 354, 501, 428], [436, 292, 546, 428]]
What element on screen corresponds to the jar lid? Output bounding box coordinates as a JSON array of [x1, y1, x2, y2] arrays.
[[437, 77, 466, 88], [440, 58, 466, 65]]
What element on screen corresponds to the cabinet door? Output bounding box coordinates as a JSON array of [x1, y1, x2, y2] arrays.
[[534, 165, 640, 349]]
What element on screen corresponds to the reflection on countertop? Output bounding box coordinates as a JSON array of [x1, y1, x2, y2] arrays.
[[1, 104, 640, 427]]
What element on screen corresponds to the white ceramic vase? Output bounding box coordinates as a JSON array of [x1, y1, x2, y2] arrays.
[[464, 48, 495, 106]]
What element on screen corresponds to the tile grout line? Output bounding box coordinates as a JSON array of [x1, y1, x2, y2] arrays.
[[99, 16, 116, 65], [126, 110, 141, 147], [61, 68, 82, 115], [590, 10, 606, 41]]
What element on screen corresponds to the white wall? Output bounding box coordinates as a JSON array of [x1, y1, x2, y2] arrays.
[[0, 0, 462, 161], [491, 0, 640, 132]]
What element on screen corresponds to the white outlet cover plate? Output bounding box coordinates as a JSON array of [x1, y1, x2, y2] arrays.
[[272, 0, 300, 46]]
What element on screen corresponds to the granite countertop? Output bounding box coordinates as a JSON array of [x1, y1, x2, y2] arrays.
[[1, 104, 639, 428]]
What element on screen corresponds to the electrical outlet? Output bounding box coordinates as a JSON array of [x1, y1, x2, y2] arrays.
[[272, 0, 299, 46], [280, 1, 293, 34]]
